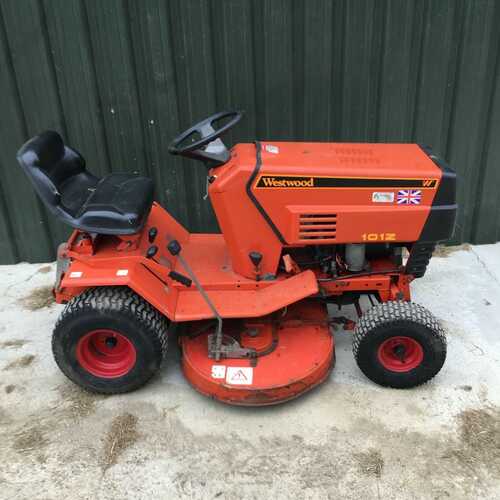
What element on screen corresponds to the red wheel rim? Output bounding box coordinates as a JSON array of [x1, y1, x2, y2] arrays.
[[377, 336, 424, 372], [76, 329, 136, 378]]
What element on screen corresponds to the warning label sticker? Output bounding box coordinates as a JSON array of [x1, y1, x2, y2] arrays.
[[211, 365, 226, 379], [226, 367, 253, 385]]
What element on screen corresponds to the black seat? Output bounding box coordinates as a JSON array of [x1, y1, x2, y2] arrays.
[[17, 131, 154, 235]]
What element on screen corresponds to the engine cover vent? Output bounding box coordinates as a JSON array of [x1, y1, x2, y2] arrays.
[[298, 214, 337, 242]]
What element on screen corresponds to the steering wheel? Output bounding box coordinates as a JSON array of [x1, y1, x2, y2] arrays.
[[168, 110, 243, 167]]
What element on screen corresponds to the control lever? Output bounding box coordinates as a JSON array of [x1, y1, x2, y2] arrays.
[[168, 270, 192, 287], [167, 240, 224, 360]]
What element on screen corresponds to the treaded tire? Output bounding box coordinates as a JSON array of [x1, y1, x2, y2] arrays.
[[353, 301, 446, 388], [52, 287, 169, 394]]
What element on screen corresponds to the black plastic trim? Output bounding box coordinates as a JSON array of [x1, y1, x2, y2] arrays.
[[246, 141, 287, 244], [405, 146, 458, 277], [418, 145, 456, 206], [416, 144, 457, 242], [418, 205, 457, 242]]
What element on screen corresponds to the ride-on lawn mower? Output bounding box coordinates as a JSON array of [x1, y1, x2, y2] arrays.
[[17, 111, 457, 406]]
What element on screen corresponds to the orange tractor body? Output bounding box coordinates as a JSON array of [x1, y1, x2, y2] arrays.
[[18, 112, 456, 405]]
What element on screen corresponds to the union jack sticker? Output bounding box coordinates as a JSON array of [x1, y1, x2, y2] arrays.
[[397, 189, 422, 205]]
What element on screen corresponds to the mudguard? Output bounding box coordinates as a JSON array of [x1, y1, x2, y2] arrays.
[[57, 257, 319, 322]]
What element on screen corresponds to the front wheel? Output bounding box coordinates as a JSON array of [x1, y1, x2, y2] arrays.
[[52, 287, 169, 394], [353, 301, 446, 388]]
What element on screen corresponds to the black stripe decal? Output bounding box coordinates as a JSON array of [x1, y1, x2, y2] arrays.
[[246, 142, 287, 244], [256, 176, 437, 189]]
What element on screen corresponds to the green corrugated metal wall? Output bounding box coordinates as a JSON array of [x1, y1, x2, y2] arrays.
[[0, 0, 499, 264]]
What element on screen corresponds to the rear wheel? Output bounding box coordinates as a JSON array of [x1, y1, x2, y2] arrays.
[[353, 301, 446, 388], [52, 287, 169, 394]]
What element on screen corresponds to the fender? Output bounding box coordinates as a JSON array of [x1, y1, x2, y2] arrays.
[[57, 256, 179, 321], [57, 255, 319, 322]]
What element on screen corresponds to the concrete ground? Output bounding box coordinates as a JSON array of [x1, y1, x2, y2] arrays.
[[1, 244, 500, 499]]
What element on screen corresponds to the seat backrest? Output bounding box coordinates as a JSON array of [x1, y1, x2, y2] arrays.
[[16, 131, 86, 211]]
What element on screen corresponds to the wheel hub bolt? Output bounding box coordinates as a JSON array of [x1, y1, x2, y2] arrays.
[[105, 337, 118, 348], [393, 344, 406, 361]]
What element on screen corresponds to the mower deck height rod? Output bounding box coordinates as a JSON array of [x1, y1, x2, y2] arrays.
[[167, 240, 224, 361]]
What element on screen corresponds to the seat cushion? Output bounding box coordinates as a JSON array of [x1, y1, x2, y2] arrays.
[[75, 173, 154, 234], [59, 171, 99, 216]]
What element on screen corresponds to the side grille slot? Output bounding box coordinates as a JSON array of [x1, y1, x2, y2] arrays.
[[298, 214, 337, 241]]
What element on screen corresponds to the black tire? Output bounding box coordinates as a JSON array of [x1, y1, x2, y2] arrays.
[[353, 301, 446, 388], [52, 287, 169, 394]]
